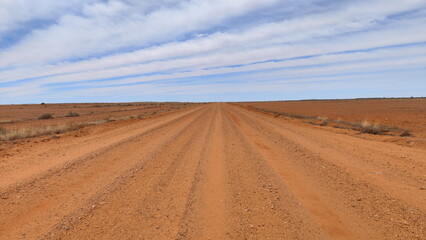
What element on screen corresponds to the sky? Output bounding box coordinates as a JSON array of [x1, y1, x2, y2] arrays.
[[0, 0, 426, 103]]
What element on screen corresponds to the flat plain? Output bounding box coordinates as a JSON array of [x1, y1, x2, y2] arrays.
[[0, 99, 425, 239]]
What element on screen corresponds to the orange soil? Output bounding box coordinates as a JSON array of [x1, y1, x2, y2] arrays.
[[0, 103, 425, 239]]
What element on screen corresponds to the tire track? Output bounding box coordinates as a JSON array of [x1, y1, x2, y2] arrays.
[[220, 104, 329, 240], [200, 104, 227, 240], [228, 103, 426, 239], [47, 104, 217, 240], [226, 109, 358, 239], [176, 103, 228, 240]]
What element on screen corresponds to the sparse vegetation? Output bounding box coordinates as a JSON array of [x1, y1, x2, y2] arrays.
[[0, 119, 115, 141], [249, 106, 411, 137], [0, 125, 76, 141], [104, 117, 115, 122], [0, 103, 194, 142], [0, 126, 6, 134], [318, 116, 328, 126], [358, 120, 384, 134], [400, 129, 411, 137], [66, 111, 80, 117], [38, 113, 53, 120]]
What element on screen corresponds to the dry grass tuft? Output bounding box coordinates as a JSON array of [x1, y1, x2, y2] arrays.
[[66, 111, 80, 117], [359, 120, 383, 134], [317, 116, 329, 126], [38, 113, 53, 120], [0, 126, 6, 135], [400, 129, 411, 137]]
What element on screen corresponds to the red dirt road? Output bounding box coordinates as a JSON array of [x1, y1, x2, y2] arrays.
[[0, 103, 425, 239]]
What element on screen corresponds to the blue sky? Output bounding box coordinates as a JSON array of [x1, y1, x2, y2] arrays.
[[0, 0, 425, 103]]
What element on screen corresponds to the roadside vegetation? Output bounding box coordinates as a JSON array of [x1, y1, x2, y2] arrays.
[[0, 119, 112, 141], [251, 106, 411, 137], [0, 103, 196, 142], [1, 113, 163, 141]]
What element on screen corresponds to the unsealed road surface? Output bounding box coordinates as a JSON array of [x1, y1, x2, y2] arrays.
[[0, 103, 425, 239]]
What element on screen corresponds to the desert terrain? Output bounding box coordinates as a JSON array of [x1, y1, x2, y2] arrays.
[[239, 98, 426, 149], [0, 100, 425, 239]]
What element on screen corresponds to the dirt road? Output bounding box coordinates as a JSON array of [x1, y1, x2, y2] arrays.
[[1, 103, 425, 239]]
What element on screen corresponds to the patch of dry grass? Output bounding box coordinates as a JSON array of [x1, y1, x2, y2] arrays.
[[66, 111, 80, 117], [0, 125, 77, 141], [0, 120, 14, 124], [0, 120, 112, 141], [38, 113, 53, 120], [0, 126, 6, 135], [317, 116, 329, 126], [358, 120, 385, 134], [400, 129, 411, 137]]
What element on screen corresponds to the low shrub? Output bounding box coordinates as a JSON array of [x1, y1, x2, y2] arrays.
[[400, 129, 411, 137], [38, 113, 53, 120], [359, 120, 383, 134], [317, 116, 329, 126], [66, 111, 80, 117]]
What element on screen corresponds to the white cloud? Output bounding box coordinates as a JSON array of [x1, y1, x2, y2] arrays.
[[0, 0, 279, 67], [0, 0, 96, 35]]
